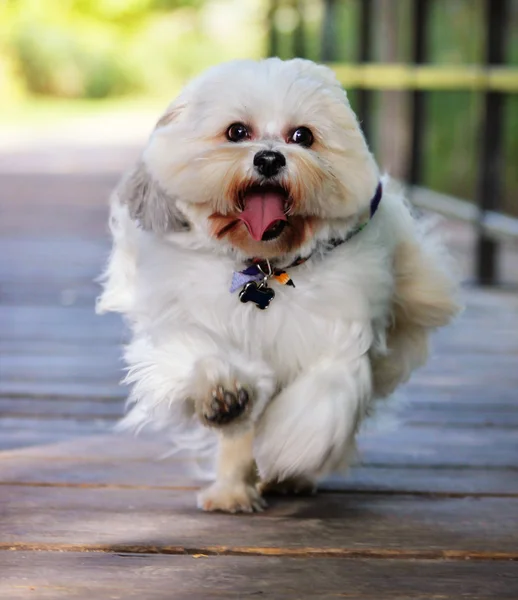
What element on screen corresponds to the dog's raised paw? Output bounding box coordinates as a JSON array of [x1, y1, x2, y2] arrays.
[[200, 384, 250, 427], [197, 481, 266, 513]]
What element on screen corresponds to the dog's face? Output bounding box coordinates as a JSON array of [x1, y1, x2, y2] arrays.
[[123, 58, 379, 259]]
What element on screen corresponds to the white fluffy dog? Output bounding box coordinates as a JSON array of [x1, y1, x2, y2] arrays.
[[97, 58, 460, 513]]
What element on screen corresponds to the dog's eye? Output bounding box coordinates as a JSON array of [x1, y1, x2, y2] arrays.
[[226, 123, 250, 142], [289, 127, 314, 147]]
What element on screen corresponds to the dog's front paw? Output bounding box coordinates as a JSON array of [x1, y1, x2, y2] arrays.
[[200, 384, 250, 426], [190, 356, 255, 430], [197, 481, 266, 513], [188, 354, 275, 432]]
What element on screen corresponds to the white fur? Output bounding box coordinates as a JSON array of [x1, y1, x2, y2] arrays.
[[97, 58, 460, 513]]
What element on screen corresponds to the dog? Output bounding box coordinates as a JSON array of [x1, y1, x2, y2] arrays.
[[97, 58, 460, 513]]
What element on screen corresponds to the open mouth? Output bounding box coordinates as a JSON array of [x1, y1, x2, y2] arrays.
[[238, 184, 290, 242]]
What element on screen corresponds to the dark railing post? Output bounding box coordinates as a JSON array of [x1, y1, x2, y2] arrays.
[[408, 0, 430, 187], [321, 0, 337, 62], [267, 0, 280, 57], [357, 0, 373, 142], [293, 0, 306, 58], [475, 0, 508, 286]]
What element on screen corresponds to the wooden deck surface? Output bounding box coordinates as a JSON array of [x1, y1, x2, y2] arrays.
[[1, 154, 518, 599]]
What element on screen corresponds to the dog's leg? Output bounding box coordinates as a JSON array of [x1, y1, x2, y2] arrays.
[[197, 429, 266, 513], [258, 475, 317, 497], [254, 322, 371, 484]]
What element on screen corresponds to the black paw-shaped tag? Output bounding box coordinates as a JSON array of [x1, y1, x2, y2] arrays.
[[239, 281, 275, 310]]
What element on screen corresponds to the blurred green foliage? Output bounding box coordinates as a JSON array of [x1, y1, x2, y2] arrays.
[[0, 0, 264, 100]]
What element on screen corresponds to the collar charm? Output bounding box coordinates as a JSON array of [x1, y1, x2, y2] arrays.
[[239, 281, 275, 309], [232, 260, 294, 310]]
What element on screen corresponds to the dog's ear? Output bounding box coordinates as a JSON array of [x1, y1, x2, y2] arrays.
[[154, 101, 186, 129], [118, 92, 191, 233], [118, 161, 189, 234]]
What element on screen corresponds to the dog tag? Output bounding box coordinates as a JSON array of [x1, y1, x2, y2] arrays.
[[239, 281, 275, 310]]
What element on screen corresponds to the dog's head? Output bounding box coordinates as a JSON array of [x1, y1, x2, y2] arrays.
[[121, 58, 379, 259]]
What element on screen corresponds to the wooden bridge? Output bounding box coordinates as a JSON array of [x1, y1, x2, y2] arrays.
[[1, 139, 518, 597]]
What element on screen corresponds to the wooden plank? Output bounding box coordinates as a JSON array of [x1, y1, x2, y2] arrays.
[[8, 425, 514, 474], [0, 420, 112, 451], [0, 398, 123, 419], [410, 367, 518, 388], [327, 466, 518, 495], [1, 354, 122, 383], [0, 434, 173, 461], [421, 353, 518, 374], [0, 380, 126, 400], [0, 417, 113, 433], [0, 457, 204, 489], [0, 431, 110, 452], [0, 306, 124, 343], [1, 417, 516, 468], [403, 383, 518, 404], [2, 396, 516, 427], [0, 173, 115, 237], [415, 360, 518, 381], [0, 340, 122, 356], [358, 426, 518, 468], [400, 407, 518, 428], [1, 553, 517, 600], [0, 284, 99, 307], [406, 378, 518, 399], [398, 385, 518, 405], [2, 453, 517, 495], [2, 379, 514, 410], [2, 485, 518, 554], [0, 238, 109, 280], [0, 430, 516, 494]]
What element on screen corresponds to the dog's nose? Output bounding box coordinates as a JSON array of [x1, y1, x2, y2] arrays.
[[253, 151, 286, 178]]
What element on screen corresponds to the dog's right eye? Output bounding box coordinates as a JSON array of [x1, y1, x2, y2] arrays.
[[226, 123, 250, 142]]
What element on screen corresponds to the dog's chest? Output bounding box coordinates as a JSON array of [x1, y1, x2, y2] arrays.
[[165, 249, 385, 379]]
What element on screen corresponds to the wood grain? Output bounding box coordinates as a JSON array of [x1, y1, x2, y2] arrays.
[[2, 485, 518, 554], [1, 553, 517, 600], [1, 435, 517, 494]]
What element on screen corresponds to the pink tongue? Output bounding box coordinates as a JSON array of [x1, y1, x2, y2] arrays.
[[238, 191, 287, 241]]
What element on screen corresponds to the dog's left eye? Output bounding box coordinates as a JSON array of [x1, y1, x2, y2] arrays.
[[289, 127, 314, 147], [226, 123, 250, 142]]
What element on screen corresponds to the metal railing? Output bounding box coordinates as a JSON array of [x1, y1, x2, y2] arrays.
[[267, 0, 518, 285]]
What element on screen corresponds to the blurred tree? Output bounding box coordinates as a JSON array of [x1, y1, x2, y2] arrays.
[[375, 0, 410, 180], [0, 0, 265, 99], [320, 0, 337, 62]]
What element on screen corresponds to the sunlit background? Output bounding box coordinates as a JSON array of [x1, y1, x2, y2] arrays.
[[0, 0, 516, 207]]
